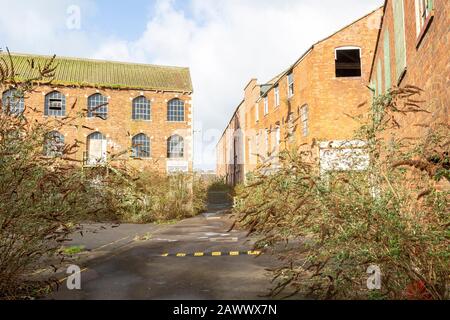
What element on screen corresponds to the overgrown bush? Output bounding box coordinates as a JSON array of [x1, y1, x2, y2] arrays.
[[0, 50, 207, 299], [234, 87, 449, 300], [117, 171, 208, 223]]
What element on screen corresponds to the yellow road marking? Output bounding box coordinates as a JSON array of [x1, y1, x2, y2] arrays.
[[248, 250, 261, 256], [176, 253, 186, 257], [229, 251, 240, 256], [211, 252, 222, 256], [94, 236, 130, 251], [161, 253, 169, 257], [194, 252, 204, 257]]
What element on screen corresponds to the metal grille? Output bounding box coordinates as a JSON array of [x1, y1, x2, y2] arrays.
[[2, 89, 25, 115], [167, 99, 185, 122], [167, 135, 184, 158], [88, 93, 108, 119], [132, 134, 151, 158], [132, 96, 151, 120], [45, 91, 66, 117]]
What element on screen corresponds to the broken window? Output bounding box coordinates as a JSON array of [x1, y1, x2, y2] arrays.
[[45, 91, 66, 117], [335, 47, 362, 77]]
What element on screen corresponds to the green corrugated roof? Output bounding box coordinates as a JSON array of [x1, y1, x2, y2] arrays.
[[2, 53, 193, 92]]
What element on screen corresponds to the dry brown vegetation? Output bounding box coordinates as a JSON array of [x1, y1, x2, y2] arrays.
[[0, 49, 207, 299], [233, 87, 449, 300]]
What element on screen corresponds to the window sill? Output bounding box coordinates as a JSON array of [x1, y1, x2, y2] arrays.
[[416, 11, 434, 49], [335, 76, 362, 80], [132, 119, 152, 122], [167, 121, 186, 123], [131, 157, 152, 161]]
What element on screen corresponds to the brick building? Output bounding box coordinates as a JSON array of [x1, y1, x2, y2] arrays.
[[1, 53, 194, 173], [217, 8, 382, 184], [369, 0, 449, 137]]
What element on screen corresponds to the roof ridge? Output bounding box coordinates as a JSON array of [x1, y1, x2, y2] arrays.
[[2, 52, 189, 70]]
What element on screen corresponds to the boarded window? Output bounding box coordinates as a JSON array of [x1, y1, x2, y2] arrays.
[[377, 59, 383, 96], [383, 30, 392, 92], [393, 0, 407, 82], [45, 91, 66, 117], [86, 132, 107, 165], [335, 48, 362, 77]]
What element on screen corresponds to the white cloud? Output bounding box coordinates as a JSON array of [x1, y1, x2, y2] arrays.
[[0, 0, 384, 170], [0, 0, 97, 57], [93, 0, 382, 169]]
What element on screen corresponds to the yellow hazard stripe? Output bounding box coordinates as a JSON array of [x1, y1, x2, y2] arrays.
[[162, 250, 262, 257]]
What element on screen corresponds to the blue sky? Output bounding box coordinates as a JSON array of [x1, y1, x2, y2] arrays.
[[0, 0, 384, 170]]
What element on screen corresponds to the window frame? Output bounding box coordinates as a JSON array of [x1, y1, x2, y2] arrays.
[[167, 98, 185, 122], [263, 96, 269, 116], [45, 91, 66, 117], [274, 85, 280, 107], [132, 96, 151, 121], [415, 0, 434, 47], [2, 89, 25, 115], [287, 72, 294, 98], [167, 135, 184, 159], [87, 93, 109, 120], [334, 46, 362, 78], [300, 105, 309, 137], [131, 133, 151, 159], [44, 131, 65, 158]]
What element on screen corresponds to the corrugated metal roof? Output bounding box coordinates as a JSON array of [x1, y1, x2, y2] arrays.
[[1, 52, 193, 92]]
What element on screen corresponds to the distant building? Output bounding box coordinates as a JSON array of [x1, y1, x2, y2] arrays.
[[1, 53, 194, 173], [217, 8, 383, 185]]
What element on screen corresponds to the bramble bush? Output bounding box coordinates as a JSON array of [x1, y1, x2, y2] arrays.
[[233, 87, 449, 300]]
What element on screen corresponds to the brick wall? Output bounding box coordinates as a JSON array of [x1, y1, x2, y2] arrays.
[[218, 9, 382, 184], [5, 84, 193, 173], [370, 0, 449, 137]]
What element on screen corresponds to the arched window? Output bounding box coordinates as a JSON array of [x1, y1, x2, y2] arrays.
[[167, 135, 184, 159], [2, 89, 25, 115], [87, 93, 108, 119], [132, 134, 151, 158], [44, 131, 65, 157], [132, 96, 151, 120], [167, 98, 184, 122], [86, 132, 107, 165], [45, 91, 66, 117]]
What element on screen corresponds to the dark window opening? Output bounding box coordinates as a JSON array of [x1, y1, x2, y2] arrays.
[[49, 99, 62, 110], [335, 48, 361, 77]]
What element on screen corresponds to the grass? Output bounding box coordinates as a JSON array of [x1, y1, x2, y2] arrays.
[[62, 245, 85, 255]]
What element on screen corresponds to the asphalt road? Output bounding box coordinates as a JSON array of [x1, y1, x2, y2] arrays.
[[47, 192, 287, 300]]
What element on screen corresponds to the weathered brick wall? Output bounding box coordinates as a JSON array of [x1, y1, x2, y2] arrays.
[[370, 0, 449, 137], [8, 85, 193, 173], [218, 9, 382, 185]]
